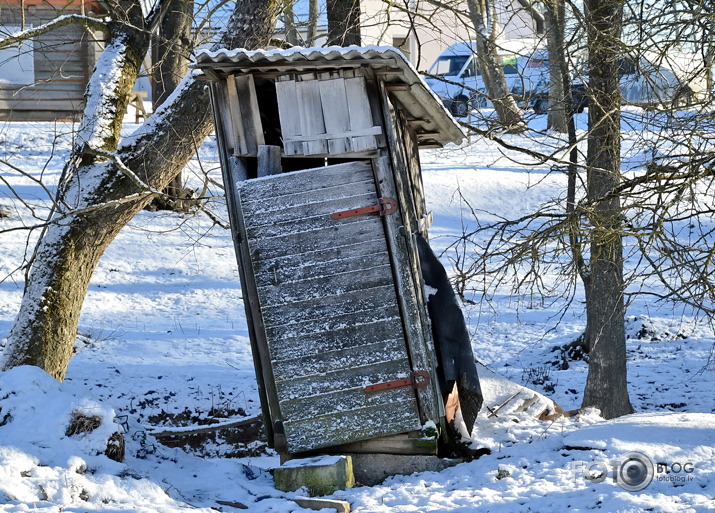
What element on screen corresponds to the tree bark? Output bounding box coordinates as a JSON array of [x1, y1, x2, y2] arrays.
[[1, 0, 281, 381], [327, 0, 361, 46], [152, 0, 194, 202], [581, 0, 634, 419], [544, 0, 568, 133], [465, 0, 525, 132], [306, 0, 319, 46]]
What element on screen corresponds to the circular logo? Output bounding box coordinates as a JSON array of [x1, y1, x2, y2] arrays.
[[617, 451, 654, 492]]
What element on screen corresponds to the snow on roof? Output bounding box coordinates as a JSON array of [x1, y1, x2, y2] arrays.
[[193, 45, 465, 148]]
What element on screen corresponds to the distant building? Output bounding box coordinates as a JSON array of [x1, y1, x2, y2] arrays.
[[0, 0, 107, 121], [277, 0, 545, 71]]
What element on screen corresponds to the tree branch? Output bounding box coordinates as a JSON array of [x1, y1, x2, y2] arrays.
[[0, 14, 109, 48]]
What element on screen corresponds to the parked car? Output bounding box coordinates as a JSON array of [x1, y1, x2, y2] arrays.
[[422, 42, 549, 117], [529, 55, 686, 114]]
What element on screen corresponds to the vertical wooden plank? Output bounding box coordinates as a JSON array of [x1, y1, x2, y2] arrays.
[[213, 80, 236, 155], [345, 74, 379, 152], [318, 74, 351, 154], [235, 74, 265, 154], [296, 73, 328, 155], [225, 74, 247, 155], [257, 145, 282, 177], [373, 155, 442, 425], [275, 76, 302, 156], [235, 185, 287, 452], [208, 82, 273, 446]]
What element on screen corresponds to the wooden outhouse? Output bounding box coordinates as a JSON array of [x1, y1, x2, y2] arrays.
[[194, 46, 465, 456]]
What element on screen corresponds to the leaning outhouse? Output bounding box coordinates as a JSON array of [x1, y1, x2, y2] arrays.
[[194, 47, 465, 456]]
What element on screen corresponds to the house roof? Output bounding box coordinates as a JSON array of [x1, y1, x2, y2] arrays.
[[193, 45, 465, 148]]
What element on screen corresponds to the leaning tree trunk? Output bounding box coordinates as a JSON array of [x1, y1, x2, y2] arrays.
[[465, 0, 525, 132], [1, 0, 281, 381], [581, 0, 634, 419]]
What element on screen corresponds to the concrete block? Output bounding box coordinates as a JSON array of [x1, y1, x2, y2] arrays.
[[273, 455, 354, 496], [348, 453, 460, 486]]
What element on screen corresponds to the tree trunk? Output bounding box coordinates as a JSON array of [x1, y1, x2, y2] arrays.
[[544, 0, 568, 133], [327, 0, 361, 46], [465, 0, 525, 132], [581, 0, 634, 419], [284, 0, 300, 45], [1, 0, 281, 381], [306, 0, 319, 46], [152, 0, 194, 202]]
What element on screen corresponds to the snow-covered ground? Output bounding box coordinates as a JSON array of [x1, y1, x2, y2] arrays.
[[0, 114, 713, 512]]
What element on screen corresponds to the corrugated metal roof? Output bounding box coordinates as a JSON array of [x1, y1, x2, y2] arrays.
[[193, 45, 465, 148]]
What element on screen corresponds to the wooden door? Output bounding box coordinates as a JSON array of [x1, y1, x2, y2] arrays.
[[235, 161, 424, 453]]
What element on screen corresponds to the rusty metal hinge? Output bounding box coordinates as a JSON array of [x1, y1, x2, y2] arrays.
[[330, 197, 397, 220], [364, 370, 430, 393]]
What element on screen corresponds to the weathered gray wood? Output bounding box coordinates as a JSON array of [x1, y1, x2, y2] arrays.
[[280, 378, 417, 421], [254, 249, 390, 288], [212, 82, 236, 154], [296, 74, 328, 155], [256, 262, 393, 305], [260, 285, 397, 327], [373, 154, 442, 424], [266, 315, 403, 361], [318, 75, 351, 154], [225, 74, 248, 155], [237, 161, 372, 202], [211, 82, 273, 446], [345, 75, 380, 152], [246, 216, 383, 261], [284, 400, 421, 453], [271, 337, 406, 380], [240, 178, 375, 217], [233, 190, 286, 449], [276, 359, 412, 402], [243, 191, 377, 234], [275, 76, 302, 155], [235, 159, 426, 454], [257, 145, 282, 177], [234, 74, 265, 153]]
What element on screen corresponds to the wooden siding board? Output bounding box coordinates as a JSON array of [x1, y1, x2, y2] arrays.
[[295, 74, 327, 155], [246, 215, 383, 261], [271, 337, 406, 380], [237, 161, 372, 201], [266, 315, 404, 361], [274, 76, 302, 155], [253, 250, 391, 288], [256, 262, 393, 305], [280, 380, 417, 421], [318, 76, 351, 154], [284, 400, 421, 453], [242, 191, 377, 236], [275, 359, 412, 401], [260, 284, 398, 328]]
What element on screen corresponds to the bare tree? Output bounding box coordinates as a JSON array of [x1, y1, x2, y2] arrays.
[[465, 0, 525, 131], [0, 0, 281, 380]]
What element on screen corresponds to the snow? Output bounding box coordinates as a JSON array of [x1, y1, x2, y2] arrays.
[[0, 114, 714, 512]]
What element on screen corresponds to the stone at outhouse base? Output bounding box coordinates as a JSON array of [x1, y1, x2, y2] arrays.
[[273, 455, 354, 496], [348, 453, 461, 486]]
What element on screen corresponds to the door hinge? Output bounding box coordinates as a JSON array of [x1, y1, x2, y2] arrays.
[[364, 370, 430, 393], [331, 197, 397, 219]]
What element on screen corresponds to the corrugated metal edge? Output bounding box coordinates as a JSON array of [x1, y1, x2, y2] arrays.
[[193, 45, 465, 148]]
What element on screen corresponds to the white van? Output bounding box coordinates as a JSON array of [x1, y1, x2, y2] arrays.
[[422, 41, 549, 117]]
